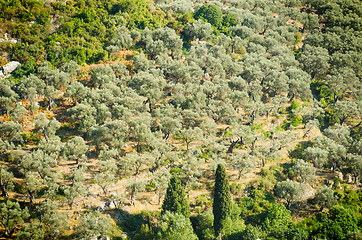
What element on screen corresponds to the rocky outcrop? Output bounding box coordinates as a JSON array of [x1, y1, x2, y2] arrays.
[[0, 61, 21, 78], [0, 33, 18, 44]]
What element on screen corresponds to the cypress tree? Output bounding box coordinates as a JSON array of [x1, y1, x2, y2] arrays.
[[213, 163, 231, 239], [161, 176, 190, 217]]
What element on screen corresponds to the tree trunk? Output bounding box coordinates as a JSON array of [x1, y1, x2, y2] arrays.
[[340, 117, 346, 125], [303, 128, 312, 138], [148, 101, 152, 113], [0, 180, 8, 197], [354, 121, 362, 128], [354, 174, 359, 186], [227, 140, 239, 154], [221, 127, 229, 138], [28, 190, 34, 204], [48, 97, 54, 111], [331, 162, 336, 172], [101, 185, 108, 196], [248, 112, 255, 125], [163, 132, 170, 140], [137, 142, 141, 153], [333, 92, 339, 102], [251, 138, 257, 150], [30, 100, 34, 115], [135, 164, 141, 175], [130, 193, 135, 206], [158, 194, 162, 205], [43, 127, 49, 142]]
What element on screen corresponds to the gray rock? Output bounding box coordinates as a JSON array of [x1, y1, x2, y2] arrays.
[[2, 61, 20, 75], [347, 175, 352, 183]]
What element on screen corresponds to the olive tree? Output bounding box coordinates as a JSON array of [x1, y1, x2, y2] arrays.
[[34, 113, 61, 142], [18, 74, 45, 115], [152, 167, 172, 205], [94, 148, 118, 196], [314, 186, 338, 211], [0, 200, 30, 238], [303, 147, 329, 168], [127, 178, 146, 206], [0, 79, 18, 116], [36, 200, 67, 239], [0, 166, 14, 197], [63, 136, 88, 164], [274, 180, 306, 209], [229, 152, 257, 180], [292, 159, 316, 183], [75, 210, 113, 239], [62, 166, 88, 209], [157, 211, 198, 240]]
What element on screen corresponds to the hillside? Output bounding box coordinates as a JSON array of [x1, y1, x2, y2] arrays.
[[0, 0, 361, 239]]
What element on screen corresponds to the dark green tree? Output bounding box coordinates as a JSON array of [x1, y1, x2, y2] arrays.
[[162, 176, 190, 217], [0, 200, 30, 238], [213, 163, 232, 239], [195, 4, 223, 28]]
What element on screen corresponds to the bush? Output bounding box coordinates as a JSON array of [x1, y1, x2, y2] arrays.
[[291, 115, 303, 127], [194, 4, 223, 28], [230, 182, 243, 196]]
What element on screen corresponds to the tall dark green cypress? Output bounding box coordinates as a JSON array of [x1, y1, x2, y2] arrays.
[[161, 176, 190, 217], [213, 163, 232, 239]]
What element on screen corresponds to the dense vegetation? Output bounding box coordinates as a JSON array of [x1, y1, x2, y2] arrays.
[[0, 0, 361, 239]]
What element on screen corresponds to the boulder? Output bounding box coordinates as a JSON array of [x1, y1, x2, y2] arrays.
[[2, 61, 20, 75]]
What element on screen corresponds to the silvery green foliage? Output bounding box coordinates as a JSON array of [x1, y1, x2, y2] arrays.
[[95, 146, 118, 196], [63, 166, 88, 208], [300, 44, 330, 78], [75, 210, 113, 239], [34, 113, 61, 142], [230, 152, 257, 180], [292, 159, 316, 183], [303, 147, 329, 168], [152, 167, 172, 204], [36, 200, 67, 238], [314, 186, 338, 210], [158, 211, 198, 240], [0, 78, 18, 115], [63, 136, 88, 164], [0, 166, 14, 197], [184, 20, 213, 41], [107, 27, 133, 52], [127, 178, 146, 206], [274, 180, 306, 209], [89, 65, 117, 88]]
